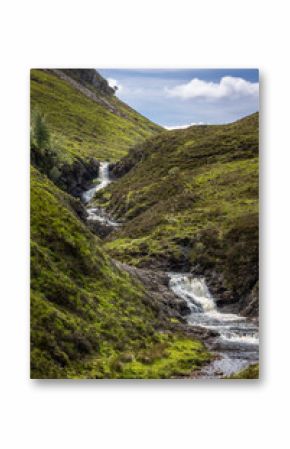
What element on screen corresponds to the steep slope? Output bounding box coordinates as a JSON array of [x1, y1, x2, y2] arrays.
[[94, 113, 259, 316], [30, 166, 211, 379], [30, 69, 161, 195], [31, 69, 160, 162]]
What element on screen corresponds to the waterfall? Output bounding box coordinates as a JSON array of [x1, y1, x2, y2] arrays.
[[98, 161, 109, 183], [169, 274, 216, 313], [82, 161, 120, 228], [168, 272, 259, 377], [82, 161, 110, 203]]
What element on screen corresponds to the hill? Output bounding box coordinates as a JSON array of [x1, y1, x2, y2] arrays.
[[30, 69, 161, 195], [30, 166, 211, 379], [93, 113, 259, 316], [31, 69, 160, 162]]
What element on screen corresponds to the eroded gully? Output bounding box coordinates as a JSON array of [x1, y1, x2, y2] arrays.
[[82, 162, 259, 378]]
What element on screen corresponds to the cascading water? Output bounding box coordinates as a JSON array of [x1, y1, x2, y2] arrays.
[[81, 162, 259, 377], [82, 161, 111, 204], [170, 275, 216, 313], [168, 273, 259, 377], [82, 161, 120, 228]]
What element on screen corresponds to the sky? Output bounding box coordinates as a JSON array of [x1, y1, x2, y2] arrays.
[[98, 69, 259, 129]]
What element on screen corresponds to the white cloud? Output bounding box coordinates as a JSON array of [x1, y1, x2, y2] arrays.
[[163, 122, 204, 130], [166, 76, 259, 100], [107, 77, 123, 92]]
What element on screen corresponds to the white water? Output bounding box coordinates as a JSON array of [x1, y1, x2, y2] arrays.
[[168, 273, 259, 377], [86, 207, 120, 227], [82, 162, 111, 204], [82, 161, 120, 227]]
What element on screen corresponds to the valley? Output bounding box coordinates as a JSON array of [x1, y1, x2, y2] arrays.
[[30, 69, 259, 379]]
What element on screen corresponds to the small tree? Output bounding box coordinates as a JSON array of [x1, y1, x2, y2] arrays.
[[33, 112, 50, 150], [49, 166, 61, 181]]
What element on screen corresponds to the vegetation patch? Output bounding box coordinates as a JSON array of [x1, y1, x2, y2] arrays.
[[227, 363, 259, 379], [72, 334, 211, 379]]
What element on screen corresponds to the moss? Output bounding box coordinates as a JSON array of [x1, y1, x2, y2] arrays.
[[119, 336, 211, 379], [31, 167, 210, 378], [73, 334, 211, 379], [227, 363, 259, 379]]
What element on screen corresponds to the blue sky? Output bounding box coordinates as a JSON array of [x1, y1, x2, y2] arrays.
[[98, 69, 259, 128]]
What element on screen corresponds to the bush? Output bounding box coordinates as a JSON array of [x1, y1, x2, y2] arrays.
[[32, 112, 50, 150], [49, 166, 61, 181]]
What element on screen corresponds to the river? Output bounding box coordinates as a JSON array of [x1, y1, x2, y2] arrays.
[[82, 161, 259, 378]]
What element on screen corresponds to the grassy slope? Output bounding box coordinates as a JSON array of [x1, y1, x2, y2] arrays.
[[228, 363, 259, 379], [31, 166, 210, 379], [30, 69, 160, 163], [94, 113, 259, 312], [30, 70, 212, 378]]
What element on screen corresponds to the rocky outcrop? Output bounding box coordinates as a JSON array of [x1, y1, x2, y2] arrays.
[[57, 158, 99, 197], [114, 261, 218, 341], [239, 281, 259, 317], [109, 146, 147, 179], [60, 69, 115, 96], [31, 145, 99, 197], [87, 220, 113, 238], [48, 69, 128, 118]]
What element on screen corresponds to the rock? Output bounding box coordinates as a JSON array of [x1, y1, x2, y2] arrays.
[[168, 298, 191, 316], [109, 147, 146, 179], [67, 197, 87, 222], [87, 220, 114, 238], [140, 356, 151, 364], [113, 262, 193, 324], [31, 145, 100, 199], [239, 281, 259, 317], [120, 353, 134, 363], [58, 158, 100, 197], [60, 69, 115, 96]]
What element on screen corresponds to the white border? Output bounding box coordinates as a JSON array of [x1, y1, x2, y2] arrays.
[[1, 1, 289, 447]]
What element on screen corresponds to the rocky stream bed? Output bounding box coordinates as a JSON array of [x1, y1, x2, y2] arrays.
[[81, 162, 259, 378]]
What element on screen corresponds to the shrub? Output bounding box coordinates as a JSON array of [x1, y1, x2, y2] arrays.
[[32, 112, 50, 150]]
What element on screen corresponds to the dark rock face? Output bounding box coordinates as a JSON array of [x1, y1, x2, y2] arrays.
[[60, 69, 115, 96], [31, 145, 99, 198], [67, 196, 88, 222], [87, 220, 115, 238], [114, 261, 217, 340], [109, 147, 146, 179], [48, 69, 126, 118], [199, 268, 258, 317], [115, 262, 189, 319], [58, 158, 99, 197], [118, 249, 258, 318], [239, 281, 259, 317]]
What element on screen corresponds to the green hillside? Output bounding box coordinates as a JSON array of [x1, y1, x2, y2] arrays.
[[30, 69, 212, 378], [30, 68, 258, 378], [30, 166, 210, 379], [93, 113, 259, 316], [30, 69, 161, 164]]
